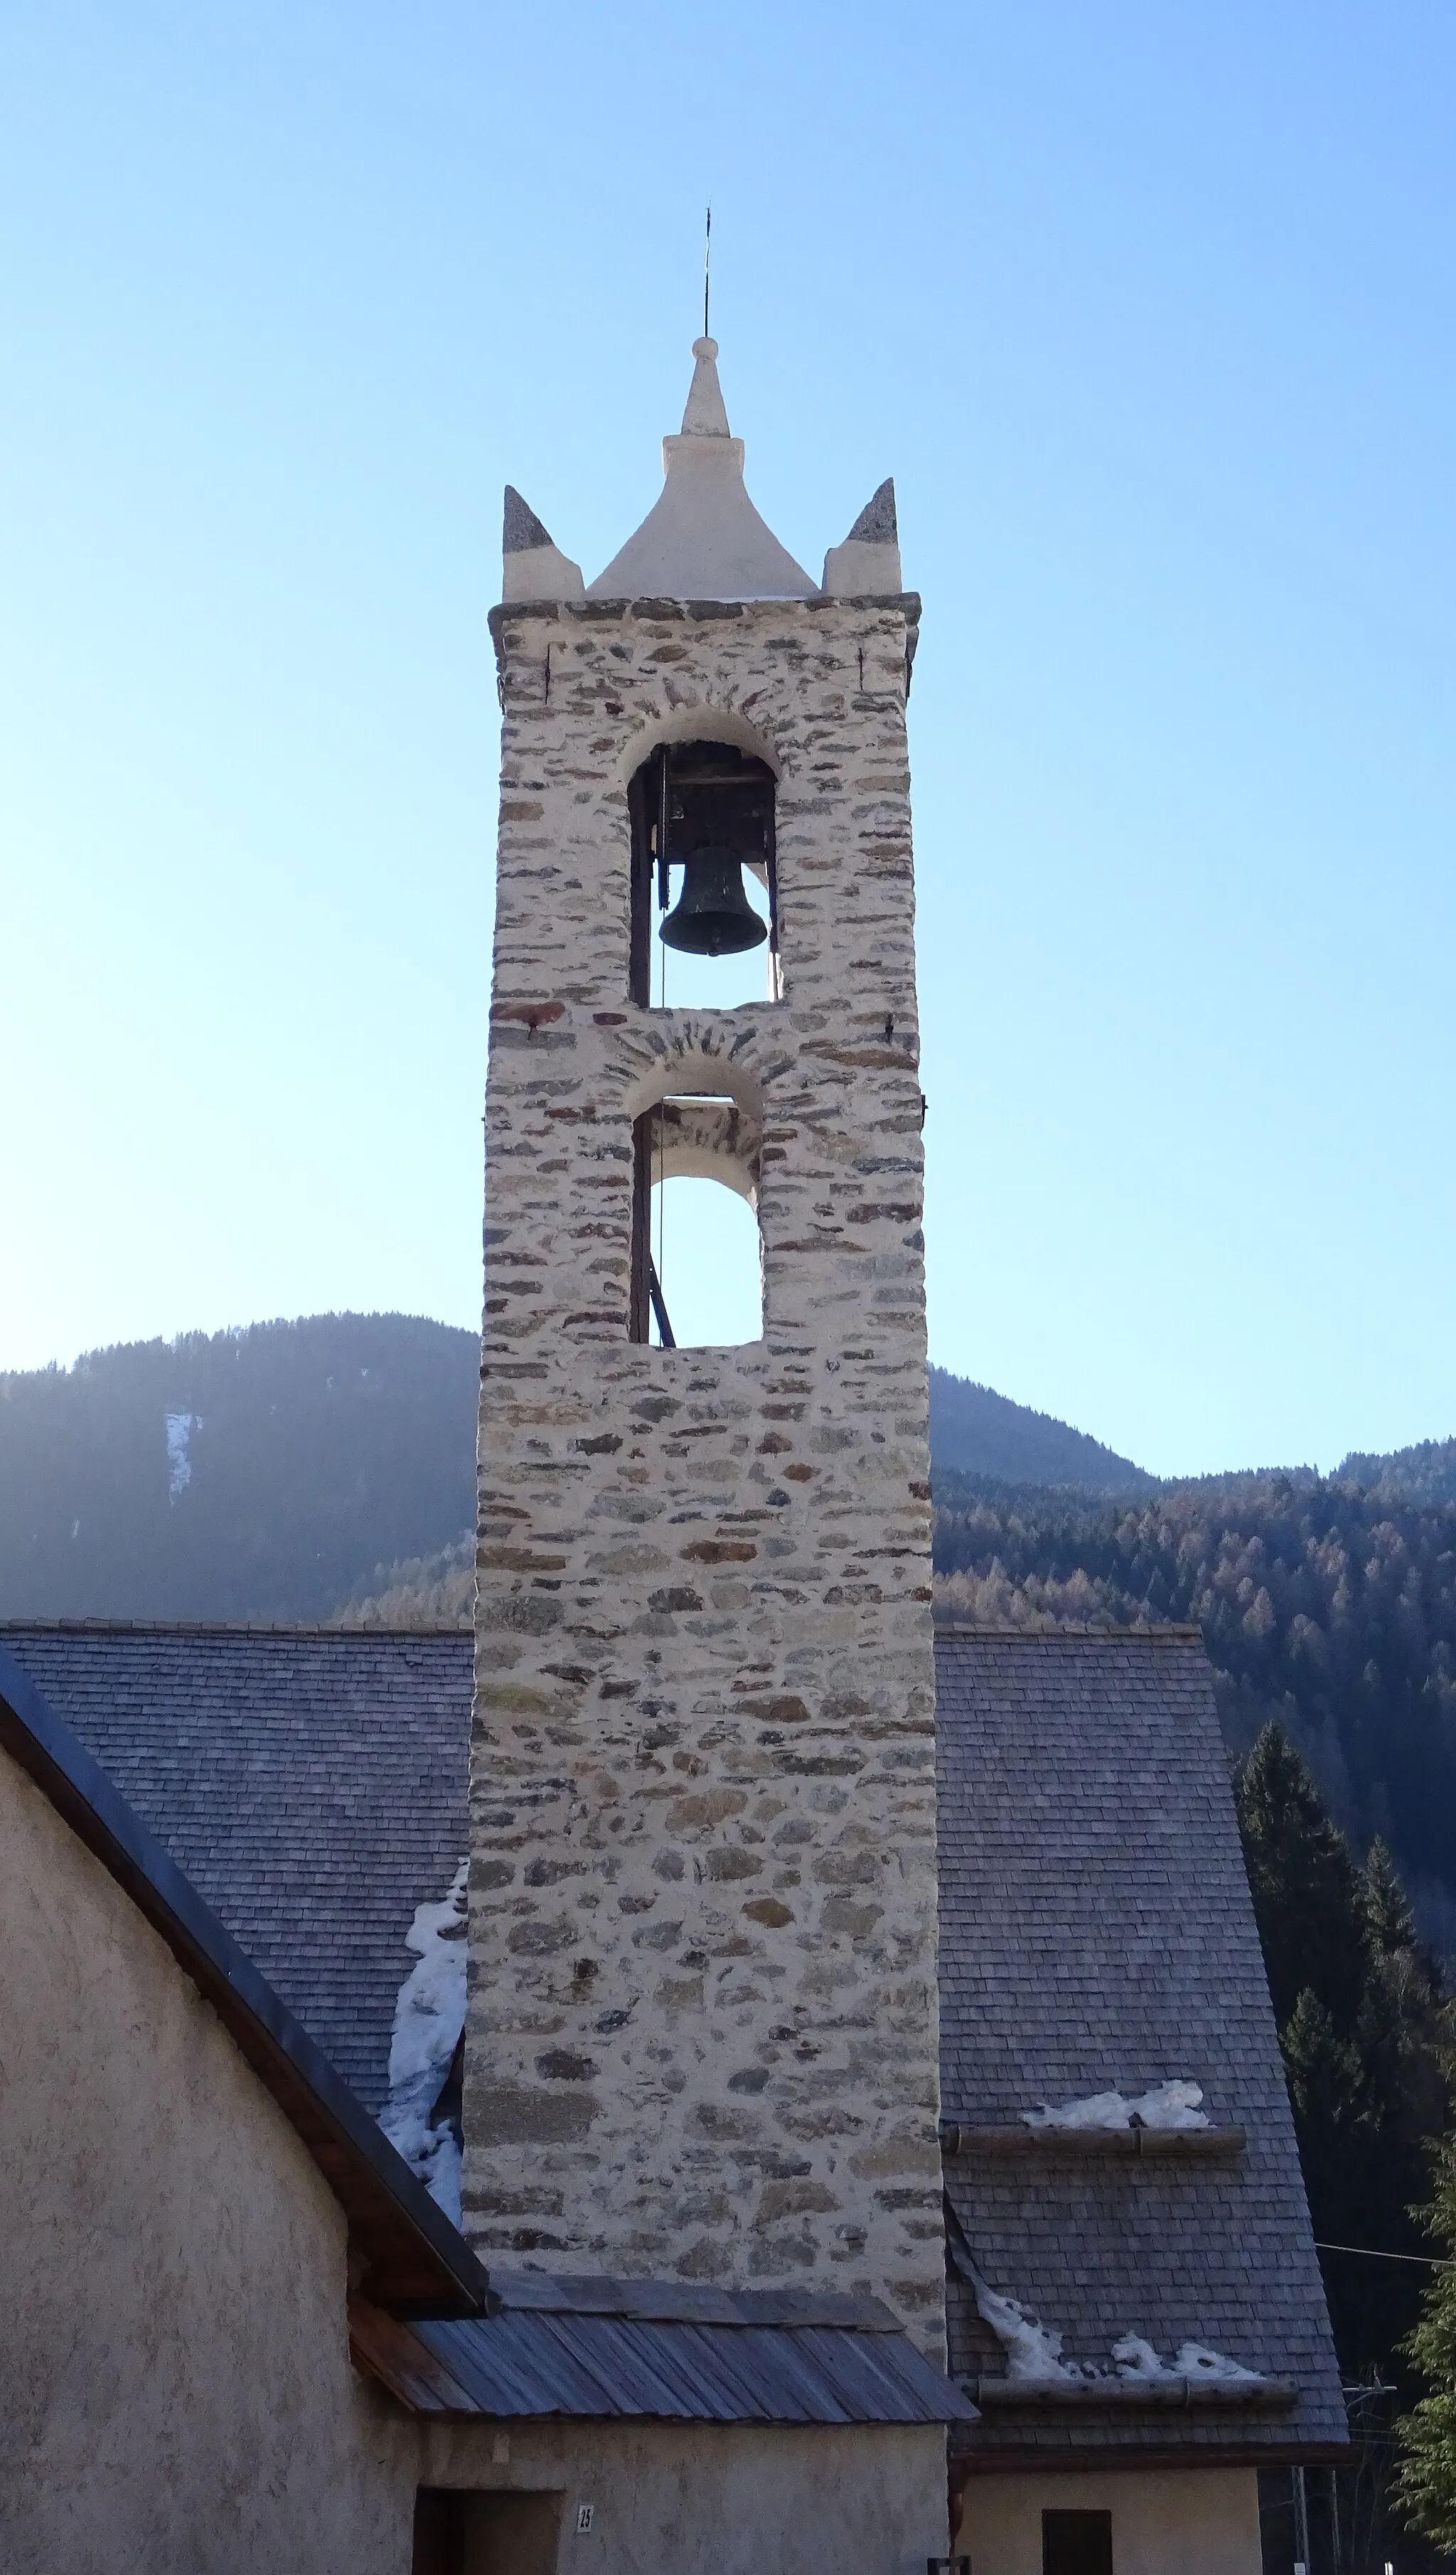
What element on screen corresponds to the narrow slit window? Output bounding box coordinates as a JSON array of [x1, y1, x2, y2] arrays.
[[628, 740, 779, 1010], [630, 1100, 762, 1349]]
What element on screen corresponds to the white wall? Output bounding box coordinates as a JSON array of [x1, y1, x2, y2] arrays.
[[424, 2418, 950, 2575], [0, 1734, 953, 2575], [0, 1744, 414, 2575], [958, 2465, 1263, 2575]]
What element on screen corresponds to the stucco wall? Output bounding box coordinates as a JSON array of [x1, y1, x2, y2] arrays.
[[469, 592, 943, 2350], [0, 1742, 414, 2575], [0, 1736, 951, 2574], [957, 2465, 1262, 2575], [423, 2417, 950, 2575]]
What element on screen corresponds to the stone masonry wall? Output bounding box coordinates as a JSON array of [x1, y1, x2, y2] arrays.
[[466, 592, 944, 2355]]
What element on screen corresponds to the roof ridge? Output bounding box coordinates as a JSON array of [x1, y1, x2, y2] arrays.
[[2, 1619, 1202, 1641], [934, 1622, 1203, 1641], [0, 1619, 470, 1638]]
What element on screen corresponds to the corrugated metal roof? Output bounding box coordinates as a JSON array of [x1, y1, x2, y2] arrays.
[[350, 2271, 974, 2426]]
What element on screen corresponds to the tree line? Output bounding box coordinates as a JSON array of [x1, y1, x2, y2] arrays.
[[1238, 1722, 1456, 2565]]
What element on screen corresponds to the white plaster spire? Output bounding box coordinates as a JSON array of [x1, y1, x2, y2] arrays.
[[587, 338, 818, 603], [680, 336, 732, 437]]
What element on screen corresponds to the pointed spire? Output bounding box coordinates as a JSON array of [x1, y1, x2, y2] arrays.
[[503, 486, 555, 553], [680, 337, 732, 438], [822, 478, 904, 597], [587, 338, 818, 602], [500, 486, 584, 604], [846, 479, 898, 545]]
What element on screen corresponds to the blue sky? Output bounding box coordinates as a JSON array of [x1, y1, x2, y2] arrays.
[[1, 1, 1452, 1476]]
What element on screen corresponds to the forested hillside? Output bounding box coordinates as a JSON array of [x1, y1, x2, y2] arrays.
[[0, 1314, 478, 1623], [927, 1368, 1155, 1494], [1343, 1436, 1456, 1509], [1, 1329, 1157, 1623]]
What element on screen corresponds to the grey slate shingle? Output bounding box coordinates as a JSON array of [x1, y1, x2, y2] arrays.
[[0, 1622, 471, 2113], [935, 1626, 1347, 2455], [3, 1617, 1347, 2459]]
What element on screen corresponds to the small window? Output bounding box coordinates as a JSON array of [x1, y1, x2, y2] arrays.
[[1042, 2508, 1113, 2575], [628, 740, 779, 1010], [630, 1102, 762, 1350]]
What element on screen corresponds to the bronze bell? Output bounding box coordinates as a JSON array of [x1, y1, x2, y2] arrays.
[[659, 846, 768, 957]]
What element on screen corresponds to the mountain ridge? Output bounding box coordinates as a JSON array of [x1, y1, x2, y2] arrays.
[[4, 1311, 1451, 1626], [0, 1313, 478, 1624], [927, 1365, 1157, 1496]]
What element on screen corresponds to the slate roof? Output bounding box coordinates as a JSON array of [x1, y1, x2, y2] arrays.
[[0, 1624, 473, 2113], [935, 1626, 1347, 2463], [0, 1641, 486, 2320], [2, 1617, 1347, 2461]]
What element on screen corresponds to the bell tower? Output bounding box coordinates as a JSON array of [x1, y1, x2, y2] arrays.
[[466, 338, 943, 2355]]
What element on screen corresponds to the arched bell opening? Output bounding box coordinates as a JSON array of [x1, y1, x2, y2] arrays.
[[628, 740, 781, 1012], [628, 1094, 764, 1349]]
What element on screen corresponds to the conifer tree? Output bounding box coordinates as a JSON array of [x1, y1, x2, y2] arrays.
[[1281, 1988, 1371, 2156], [1236, 1727, 1452, 2387], [1364, 1837, 1419, 1959], [1397, 2140, 1456, 2549], [1237, 1722, 1370, 2032]]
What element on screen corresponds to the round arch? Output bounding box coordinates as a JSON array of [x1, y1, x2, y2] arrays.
[[612, 697, 785, 792]]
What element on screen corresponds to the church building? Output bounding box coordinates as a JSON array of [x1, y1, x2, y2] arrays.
[[0, 334, 1344, 2575]]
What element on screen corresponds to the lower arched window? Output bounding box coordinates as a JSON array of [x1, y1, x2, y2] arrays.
[[629, 1097, 763, 1349]]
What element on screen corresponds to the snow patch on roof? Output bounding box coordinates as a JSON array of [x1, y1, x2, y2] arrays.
[[1112, 2333, 1262, 2385], [1024, 2079, 1209, 2131], [973, 2280, 1079, 2383], [379, 1855, 468, 2224], [960, 2241, 1263, 2389]]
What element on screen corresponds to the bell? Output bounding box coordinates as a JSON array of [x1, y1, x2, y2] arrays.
[[659, 846, 768, 957]]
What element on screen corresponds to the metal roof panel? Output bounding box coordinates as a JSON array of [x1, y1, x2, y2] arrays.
[[366, 2298, 973, 2425]]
